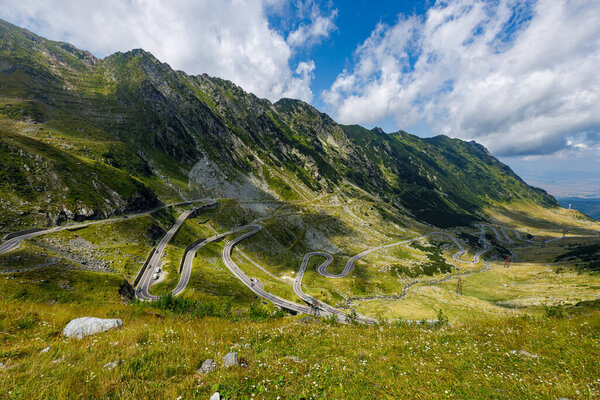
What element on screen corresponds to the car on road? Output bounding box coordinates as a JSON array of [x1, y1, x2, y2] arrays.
[[155, 267, 160, 273], [153, 274, 159, 280]]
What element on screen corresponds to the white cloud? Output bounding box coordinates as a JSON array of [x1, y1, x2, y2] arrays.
[[322, 0, 600, 156], [0, 0, 316, 102], [287, 4, 338, 48]]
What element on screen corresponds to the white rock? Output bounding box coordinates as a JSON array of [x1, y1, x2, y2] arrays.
[[509, 349, 539, 358], [198, 358, 217, 374], [0, 362, 5, 369], [103, 360, 122, 370], [62, 317, 122, 339], [210, 392, 220, 400], [40, 346, 51, 353]]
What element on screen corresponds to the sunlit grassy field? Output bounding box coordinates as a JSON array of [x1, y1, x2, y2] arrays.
[[1, 297, 600, 399]]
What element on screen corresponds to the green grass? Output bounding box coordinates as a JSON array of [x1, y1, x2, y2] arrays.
[[1, 297, 600, 399]]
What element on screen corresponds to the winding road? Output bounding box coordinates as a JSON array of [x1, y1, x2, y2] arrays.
[[293, 252, 350, 320], [0, 199, 210, 256], [296, 225, 493, 312], [3, 197, 597, 322], [136, 201, 218, 300]]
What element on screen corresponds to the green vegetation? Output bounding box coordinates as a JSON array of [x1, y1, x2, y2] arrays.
[[0, 17, 560, 236], [555, 243, 600, 270], [410, 241, 456, 277], [1, 16, 600, 399], [1, 297, 600, 399]]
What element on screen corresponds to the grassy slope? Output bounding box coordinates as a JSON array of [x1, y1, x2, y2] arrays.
[[1, 296, 599, 399]]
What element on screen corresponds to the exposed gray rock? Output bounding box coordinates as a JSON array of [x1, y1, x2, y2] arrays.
[[223, 352, 238, 367], [510, 349, 538, 358], [40, 346, 51, 353], [118, 279, 135, 303], [198, 358, 217, 374], [62, 317, 122, 339], [210, 392, 220, 400], [0, 362, 5, 369], [103, 360, 122, 370], [58, 281, 73, 291]]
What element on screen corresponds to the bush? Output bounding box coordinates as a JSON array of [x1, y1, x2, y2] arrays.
[[435, 309, 449, 327], [347, 308, 358, 325], [152, 293, 218, 317], [150, 294, 287, 321], [322, 313, 339, 325], [248, 303, 286, 321]]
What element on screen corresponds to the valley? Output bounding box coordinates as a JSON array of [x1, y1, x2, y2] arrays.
[[1, 16, 599, 399], [3, 194, 599, 323]]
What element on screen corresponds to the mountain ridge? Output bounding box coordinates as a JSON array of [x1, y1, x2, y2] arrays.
[[0, 17, 557, 233]]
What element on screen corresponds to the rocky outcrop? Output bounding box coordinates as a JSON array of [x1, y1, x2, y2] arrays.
[[118, 280, 135, 303]]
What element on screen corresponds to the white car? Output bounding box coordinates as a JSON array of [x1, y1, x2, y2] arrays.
[[153, 274, 159, 280], [155, 267, 161, 273]]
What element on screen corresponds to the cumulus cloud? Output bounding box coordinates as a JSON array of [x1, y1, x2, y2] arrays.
[[0, 0, 317, 102], [287, 4, 338, 48], [322, 0, 600, 156]]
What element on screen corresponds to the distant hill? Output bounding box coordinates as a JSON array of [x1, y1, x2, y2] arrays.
[[558, 198, 600, 220]]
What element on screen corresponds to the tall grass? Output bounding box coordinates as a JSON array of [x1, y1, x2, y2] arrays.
[[1, 298, 599, 399]]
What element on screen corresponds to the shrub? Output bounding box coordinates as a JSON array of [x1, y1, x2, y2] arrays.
[[435, 309, 449, 327], [347, 308, 358, 325]]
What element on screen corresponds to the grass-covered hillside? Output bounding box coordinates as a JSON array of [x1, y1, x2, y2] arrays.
[[1, 290, 600, 399], [558, 197, 600, 220]]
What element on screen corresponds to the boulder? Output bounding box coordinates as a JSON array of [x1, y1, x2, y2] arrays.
[[223, 352, 238, 367], [40, 346, 51, 353], [210, 392, 220, 400], [62, 317, 122, 339], [198, 358, 217, 374]]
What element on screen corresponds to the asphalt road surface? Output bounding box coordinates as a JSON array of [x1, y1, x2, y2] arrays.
[[0, 199, 210, 256], [136, 201, 217, 301], [293, 252, 352, 321], [220, 225, 315, 316]]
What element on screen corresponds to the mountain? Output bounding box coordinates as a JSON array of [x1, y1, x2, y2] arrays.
[[0, 17, 557, 234], [3, 17, 600, 400]]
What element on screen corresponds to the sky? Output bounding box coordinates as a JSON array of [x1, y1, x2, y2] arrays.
[[0, 0, 599, 198]]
